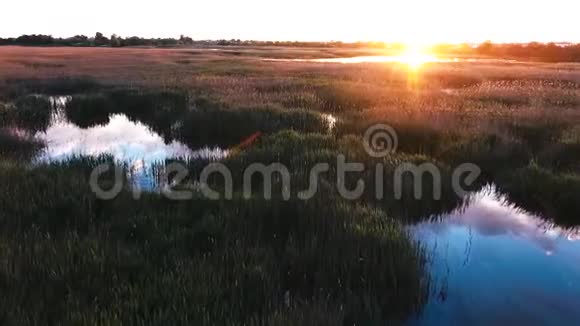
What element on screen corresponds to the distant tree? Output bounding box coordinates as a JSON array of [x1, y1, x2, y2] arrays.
[[94, 32, 109, 46], [179, 35, 193, 45], [477, 41, 494, 55], [14, 34, 54, 45], [124, 36, 142, 46], [110, 34, 121, 47], [63, 35, 89, 46]]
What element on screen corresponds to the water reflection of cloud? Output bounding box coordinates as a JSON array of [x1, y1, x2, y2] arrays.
[[419, 186, 579, 254], [34, 114, 226, 163]]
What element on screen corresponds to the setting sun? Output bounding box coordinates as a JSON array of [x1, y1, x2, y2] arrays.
[[396, 44, 438, 69]]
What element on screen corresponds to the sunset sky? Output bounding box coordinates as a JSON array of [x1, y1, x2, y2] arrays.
[[2, 0, 578, 43]]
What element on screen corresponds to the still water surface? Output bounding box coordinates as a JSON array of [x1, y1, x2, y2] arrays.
[[409, 186, 580, 325], [32, 97, 227, 189], [265, 56, 518, 64]]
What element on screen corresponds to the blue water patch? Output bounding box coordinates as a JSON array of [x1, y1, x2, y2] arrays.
[[31, 97, 227, 190], [408, 186, 580, 325]]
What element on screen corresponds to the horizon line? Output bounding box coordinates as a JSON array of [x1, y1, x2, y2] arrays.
[[1, 33, 580, 46]]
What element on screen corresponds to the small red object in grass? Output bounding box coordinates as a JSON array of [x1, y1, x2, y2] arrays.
[[236, 131, 262, 150]]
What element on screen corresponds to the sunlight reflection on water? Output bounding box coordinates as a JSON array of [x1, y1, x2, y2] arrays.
[[264, 56, 518, 64]]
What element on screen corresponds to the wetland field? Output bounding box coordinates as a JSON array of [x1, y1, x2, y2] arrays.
[[1, 46, 580, 325]]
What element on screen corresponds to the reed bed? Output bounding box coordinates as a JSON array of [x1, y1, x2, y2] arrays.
[[0, 47, 579, 324]]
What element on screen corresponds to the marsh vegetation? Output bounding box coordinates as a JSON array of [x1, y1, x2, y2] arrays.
[[0, 46, 579, 325]]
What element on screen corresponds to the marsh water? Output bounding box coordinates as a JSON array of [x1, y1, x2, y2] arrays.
[[32, 96, 228, 189], [6, 96, 580, 324], [408, 186, 580, 325], [8, 95, 339, 190], [265, 56, 518, 64]]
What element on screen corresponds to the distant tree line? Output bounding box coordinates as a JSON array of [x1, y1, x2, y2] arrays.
[[1, 33, 579, 62], [0, 33, 386, 48], [433, 41, 580, 62], [0, 33, 192, 47]]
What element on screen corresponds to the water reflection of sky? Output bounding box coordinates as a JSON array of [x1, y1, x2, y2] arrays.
[[35, 114, 196, 162], [408, 186, 580, 325], [32, 97, 228, 190]]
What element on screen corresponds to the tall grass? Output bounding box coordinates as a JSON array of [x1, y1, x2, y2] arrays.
[[0, 128, 44, 160], [179, 130, 467, 223], [65, 93, 112, 128], [179, 105, 327, 147], [62, 88, 189, 133], [0, 156, 429, 325], [0, 102, 8, 125], [1, 54, 580, 324], [3, 77, 103, 99], [10, 95, 53, 131], [496, 165, 580, 227]]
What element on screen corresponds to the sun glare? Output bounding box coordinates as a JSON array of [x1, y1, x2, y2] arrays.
[[396, 44, 438, 70]]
